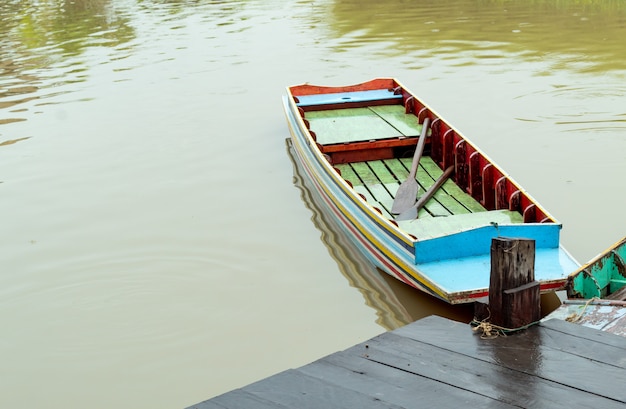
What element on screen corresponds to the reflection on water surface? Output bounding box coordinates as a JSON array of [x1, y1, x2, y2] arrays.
[[326, 0, 626, 73]]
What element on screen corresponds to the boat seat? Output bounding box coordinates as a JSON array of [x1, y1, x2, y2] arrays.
[[306, 105, 423, 145], [396, 210, 524, 241], [295, 89, 402, 107]]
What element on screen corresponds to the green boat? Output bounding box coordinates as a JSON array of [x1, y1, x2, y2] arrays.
[[567, 236, 626, 300]]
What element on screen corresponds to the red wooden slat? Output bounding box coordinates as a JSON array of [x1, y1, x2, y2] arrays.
[[455, 140, 468, 192], [442, 129, 455, 170], [430, 118, 443, 164], [404, 96, 414, 114], [509, 190, 521, 212], [523, 204, 537, 223], [496, 176, 508, 210], [469, 151, 483, 203], [482, 164, 495, 209]]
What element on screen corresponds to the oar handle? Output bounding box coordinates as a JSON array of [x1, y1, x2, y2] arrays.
[[408, 117, 430, 178], [414, 165, 455, 212]]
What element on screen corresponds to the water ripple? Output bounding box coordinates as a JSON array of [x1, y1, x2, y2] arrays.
[[320, 0, 626, 74], [0, 0, 136, 129]]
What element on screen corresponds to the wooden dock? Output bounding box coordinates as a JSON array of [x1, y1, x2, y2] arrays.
[[188, 315, 626, 408]]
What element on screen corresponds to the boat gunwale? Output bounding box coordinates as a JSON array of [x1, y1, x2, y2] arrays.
[[284, 77, 576, 303], [566, 236, 626, 299], [568, 236, 626, 280], [288, 77, 561, 227]]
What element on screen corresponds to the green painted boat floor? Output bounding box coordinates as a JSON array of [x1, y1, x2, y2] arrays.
[[310, 103, 526, 240], [338, 157, 487, 217], [336, 156, 524, 240], [397, 210, 523, 240], [305, 105, 423, 144]]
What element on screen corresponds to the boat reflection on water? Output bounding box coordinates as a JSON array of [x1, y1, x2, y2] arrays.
[[286, 139, 476, 329]]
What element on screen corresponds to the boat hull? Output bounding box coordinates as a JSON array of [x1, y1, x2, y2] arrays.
[[567, 236, 626, 300], [283, 78, 579, 304]]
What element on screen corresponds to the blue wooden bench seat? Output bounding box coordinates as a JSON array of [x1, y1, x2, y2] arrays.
[[295, 89, 402, 107]]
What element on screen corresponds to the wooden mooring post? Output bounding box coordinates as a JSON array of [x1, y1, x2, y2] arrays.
[[476, 237, 541, 330]]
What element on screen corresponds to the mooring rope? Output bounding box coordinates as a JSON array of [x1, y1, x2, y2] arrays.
[[565, 297, 599, 323], [472, 297, 600, 338], [470, 318, 541, 339]]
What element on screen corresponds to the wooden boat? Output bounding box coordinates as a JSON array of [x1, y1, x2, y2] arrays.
[[546, 237, 626, 336], [282, 78, 579, 304], [566, 236, 626, 300]]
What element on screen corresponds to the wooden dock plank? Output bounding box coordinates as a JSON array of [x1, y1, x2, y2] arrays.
[[188, 315, 626, 409], [541, 318, 626, 355], [361, 331, 626, 409], [395, 316, 626, 403], [197, 389, 288, 409], [243, 369, 404, 409], [299, 352, 517, 408], [187, 399, 227, 409], [537, 326, 626, 370]]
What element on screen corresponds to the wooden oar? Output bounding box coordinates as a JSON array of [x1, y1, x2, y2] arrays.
[[395, 165, 455, 221], [391, 118, 430, 214]]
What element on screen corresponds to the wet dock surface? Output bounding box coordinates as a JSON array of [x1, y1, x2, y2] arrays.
[[189, 315, 626, 408]]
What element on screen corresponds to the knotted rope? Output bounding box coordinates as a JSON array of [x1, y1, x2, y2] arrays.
[[565, 297, 598, 323], [470, 308, 541, 339]]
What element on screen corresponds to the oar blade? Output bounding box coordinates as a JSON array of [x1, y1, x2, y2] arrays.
[[395, 165, 455, 222], [395, 205, 418, 221], [391, 179, 418, 214], [390, 118, 430, 214]]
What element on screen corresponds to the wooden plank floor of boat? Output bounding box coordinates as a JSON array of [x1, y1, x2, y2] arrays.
[[336, 156, 489, 220], [304, 104, 510, 222], [305, 105, 424, 144], [188, 315, 626, 408]]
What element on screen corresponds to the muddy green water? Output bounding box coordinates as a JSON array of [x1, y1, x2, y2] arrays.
[[1, 1, 625, 407]]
